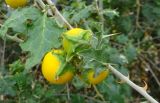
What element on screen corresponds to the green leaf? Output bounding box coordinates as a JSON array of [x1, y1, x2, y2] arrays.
[[102, 9, 119, 19], [124, 44, 137, 62], [0, 77, 16, 96], [98, 75, 131, 103], [9, 59, 24, 74], [118, 16, 133, 33], [116, 34, 128, 44], [20, 13, 64, 70], [72, 76, 86, 89], [71, 6, 92, 23], [71, 94, 85, 103], [78, 44, 129, 71], [0, 7, 41, 38]]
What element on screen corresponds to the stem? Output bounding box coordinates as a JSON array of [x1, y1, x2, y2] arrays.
[[36, 0, 53, 16], [107, 64, 158, 103], [46, 0, 73, 29], [136, 0, 141, 29], [53, 93, 105, 103], [95, 0, 104, 48], [140, 56, 160, 87], [66, 83, 71, 102], [93, 85, 105, 101], [1, 38, 6, 67]]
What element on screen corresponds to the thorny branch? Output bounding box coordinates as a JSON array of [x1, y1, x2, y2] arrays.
[[136, 0, 141, 29]]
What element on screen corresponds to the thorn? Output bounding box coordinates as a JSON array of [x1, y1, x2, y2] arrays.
[[141, 80, 148, 91]]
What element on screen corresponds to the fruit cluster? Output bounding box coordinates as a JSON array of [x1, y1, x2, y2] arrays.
[[4, 1, 109, 85], [41, 28, 109, 85]]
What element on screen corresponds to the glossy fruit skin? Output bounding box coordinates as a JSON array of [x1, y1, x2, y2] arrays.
[[62, 28, 84, 55], [5, 0, 27, 8], [41, 50, 74, 84], [85, 69, 109, 85]]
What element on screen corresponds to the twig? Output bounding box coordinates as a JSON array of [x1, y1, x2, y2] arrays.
[[95, 0, 105, 48], [46, 0, 73, 29], [93, 85, 105, 101], [66, 83, 71, 102], [134, 36, 160, 46], [95, 0, 104, 34], [53, 93, 105, 103], [146, 63, 160, 87], [0, 38, 6, 67], [36, 0, 53, 16], [102, 33, 120, 39], [107, 64, 158, 103], [136, 0, 141, 29], [144, 55, 160, 73], [140, 55, 160, 87]]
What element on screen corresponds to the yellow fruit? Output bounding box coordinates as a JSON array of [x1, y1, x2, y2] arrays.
[[64, 28, 84, 37], [62, 28, 92, 56], [85, 69, 109, 85], [5, 0, 27, 8], [41, 50, 74, 84], [62, 28, 84, 54]]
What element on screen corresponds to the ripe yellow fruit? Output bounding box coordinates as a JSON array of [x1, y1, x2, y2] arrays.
[[41, 50, 74, 84], [62, 28, 84, 55], [85, 69, 109, 85], [5, 0, 27, 8], [62, 28, 92, 57], [64, 28, 84, 37]]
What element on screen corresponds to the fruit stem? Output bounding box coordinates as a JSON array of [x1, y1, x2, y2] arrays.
[[93, 85, 105, 102]]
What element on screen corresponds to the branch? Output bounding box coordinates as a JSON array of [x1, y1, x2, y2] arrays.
[[0, 38, 6, 67], [107, 64, 158, 103], [140, 55, 160, 87], [136, 0, 141, 29], [36, 0, 53, 16], [46, 0, 73, 29]]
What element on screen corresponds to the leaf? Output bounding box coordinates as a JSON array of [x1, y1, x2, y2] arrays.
[[71, 6, 92, 23], [20, 13, 64, 70], [117, 16, 133, 33], [78, 47, 111, 69], [116, 34, 128, 44], [0, 77, 16, 96], [9, 59, 24, 74], [0, 7, 41, 38], [124, 44, 137, 62], [71, 94, 85, 103], [98, 75, 131, 102], [102, 9, 119, 19]]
